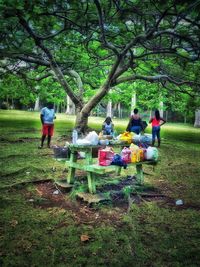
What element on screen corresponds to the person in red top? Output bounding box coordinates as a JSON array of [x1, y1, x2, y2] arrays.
[[149, 109, 166, 147]]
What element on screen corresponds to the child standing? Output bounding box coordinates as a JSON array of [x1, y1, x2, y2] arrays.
[[149, 109, 166, 147]]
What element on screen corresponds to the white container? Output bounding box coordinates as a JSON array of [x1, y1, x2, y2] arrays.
[[72, 129, 78, 144]]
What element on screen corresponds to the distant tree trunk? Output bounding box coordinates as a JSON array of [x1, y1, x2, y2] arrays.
[[165, 110, 168, 122], [11, 98, 14, 109], [66, 95, 75, 115], [6, 95, 9, 107], [56, 103, 60, 113], [149, 110, 153, 120], [106, 100, 112, 117], [184, 114, 187, 123], [194, 109, 200, 127], [112, 103, 117, 117], [118, 103, 121, 118], [34, 97, 40, 111], [159, 101, 164, 117], [131, 93, 136, 115]]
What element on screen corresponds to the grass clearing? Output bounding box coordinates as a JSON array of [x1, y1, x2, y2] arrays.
[[0, 110, 200, 266]]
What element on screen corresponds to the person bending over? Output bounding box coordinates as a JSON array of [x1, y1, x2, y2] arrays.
[[126, 108, 142, 134]]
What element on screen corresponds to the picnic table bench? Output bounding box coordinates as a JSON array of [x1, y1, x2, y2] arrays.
[[62, 144, 157, 194]]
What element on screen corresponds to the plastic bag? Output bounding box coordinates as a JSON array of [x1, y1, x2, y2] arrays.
[[76, 139, 91, 146], [138, 148, 145, 161], [145, 147, 158, 161], [121, 147, 131, 164], [85, 131, 99, 145], [140, 134, 152, 145], [99, 139, 109, 146], [111, 154, 127, 169], [130, 143, 140, 163], [119, 131, 133, 144], [98, 147, 114, 166], [133, 133, 152, 145]]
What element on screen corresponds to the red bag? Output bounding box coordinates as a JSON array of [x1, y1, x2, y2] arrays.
[[121, 147, 131, 163], [98, 147, 114, 166]]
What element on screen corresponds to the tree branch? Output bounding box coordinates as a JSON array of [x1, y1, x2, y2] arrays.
[[16, 11, 82, 106], [114, 74, 200, 87], [94, 0, 120, 55]]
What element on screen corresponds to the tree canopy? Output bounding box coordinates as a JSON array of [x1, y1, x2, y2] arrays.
[[0, 0, 200, 131]]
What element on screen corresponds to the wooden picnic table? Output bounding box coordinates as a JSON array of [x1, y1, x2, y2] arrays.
[[63, 143, 157, 194]]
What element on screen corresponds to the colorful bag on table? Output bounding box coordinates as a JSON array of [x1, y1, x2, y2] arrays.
[[121, 147, 131, 164], [119, 131, 133, 144], [98, 147, 114, 166], [133, 133, 152, 145], [130, 143, 140, 163], [111, 154, 127, 169], [145, 146, 158, 161], [139, 134, 152, 145], [138, 148, 145, 161]]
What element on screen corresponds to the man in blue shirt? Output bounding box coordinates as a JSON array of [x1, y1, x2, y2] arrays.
[[38, 102, 56, 148]]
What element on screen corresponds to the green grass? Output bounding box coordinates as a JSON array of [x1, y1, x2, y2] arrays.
[[0, 110, 200, 267]]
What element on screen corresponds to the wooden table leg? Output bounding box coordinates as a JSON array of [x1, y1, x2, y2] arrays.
[[85, 148, 96, 194], [67, 151, 77, 184], [87, 172, 96, 194], [136, 164, 144, 185], [115, 166, 122, 176]]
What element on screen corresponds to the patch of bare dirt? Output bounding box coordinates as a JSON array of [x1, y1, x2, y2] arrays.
[[24, 177, 200, 228], [29, 177, 170, 225], [32, 181, 125, 227]]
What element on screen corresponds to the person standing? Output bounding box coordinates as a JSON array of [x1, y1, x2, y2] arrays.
[[38, 102, 56, 148], [102, 117, 114, 135], [149, 109, 166, 147], [126, 108, 143, 134]]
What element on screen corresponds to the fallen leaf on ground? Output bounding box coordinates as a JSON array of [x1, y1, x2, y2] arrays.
[[80, 234, 90, 242]]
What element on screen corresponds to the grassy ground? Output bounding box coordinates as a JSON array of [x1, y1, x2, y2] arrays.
[[0, 110, 200, 267]]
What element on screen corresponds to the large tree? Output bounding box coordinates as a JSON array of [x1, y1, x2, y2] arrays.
[[0, 0, 200, 132]]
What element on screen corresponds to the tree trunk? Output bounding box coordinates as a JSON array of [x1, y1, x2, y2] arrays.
[[131, 93, 136, 115], [159, 101, 164, 117], [73, 83, 112, 132], [56, 103, 60, 113], [194, 109, 200, 127], [66, 95, 75, 115], [74, 108, 89, 133], [118, 102, 121, 118], [106, 100, 112, 117], [184, 114, 187, 123], [34, 97, 40, 111], [165, 110, 168, 122]]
